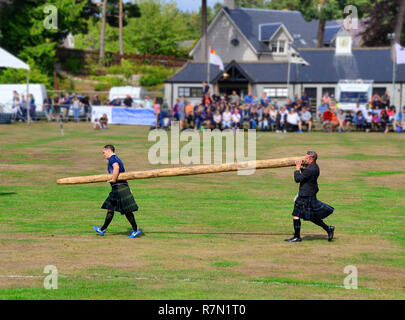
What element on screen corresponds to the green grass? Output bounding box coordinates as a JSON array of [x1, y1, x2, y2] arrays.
[[0, 122, 405, 299]]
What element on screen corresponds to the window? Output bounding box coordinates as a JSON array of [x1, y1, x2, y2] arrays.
[[372, 87, 386, 96], [178, 87, 203, 98], [322, 87, 335, 99], [270, 40, 287, 54], [264, 87, 288, 98]]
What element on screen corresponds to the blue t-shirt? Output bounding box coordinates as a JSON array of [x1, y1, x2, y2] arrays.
[[108, 154, 127, 185]]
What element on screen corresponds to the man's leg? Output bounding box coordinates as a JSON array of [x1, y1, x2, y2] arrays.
[[285, 216, 302, 242], [311, 216, 335, 241], [125, 212, 138, 231], [101, 210, 114, 232]]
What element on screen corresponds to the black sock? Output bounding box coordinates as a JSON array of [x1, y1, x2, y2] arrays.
[[101, 211, 114, 231], [311, 217, 329, 232], [125, 212, 138, 231], [293, 219, 301, 238]]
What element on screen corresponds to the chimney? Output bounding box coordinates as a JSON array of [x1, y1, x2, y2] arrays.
[[224, 0, 235, 10]]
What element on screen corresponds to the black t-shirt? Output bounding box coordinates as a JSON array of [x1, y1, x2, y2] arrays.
[[123, 97, 133, 107]]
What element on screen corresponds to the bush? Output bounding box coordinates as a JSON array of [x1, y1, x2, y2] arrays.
[[63, 57, 82, 75], [94, 82, 110, 91]]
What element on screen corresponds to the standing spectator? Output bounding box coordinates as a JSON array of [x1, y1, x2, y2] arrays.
[[153, 97, 161, 129], [20, 94, 27, 120], [12, 97, 22, 122], [81, 95, 91, 122], [177, 97, 186, 130], [393, 107, 405, 132], [353, 101, 364, 116], [300, 107, 312, 132], [322, 92, 330, 105], [72, 94, 81, 123], [185, 101, 194, 128], [61, 93, 71, 122], [43, 95, 53, 122], [243, 91, 253, 105], [381, 91, 390, 109], [144, 96, 152, 109], [202, 81, 210, 96], [92, 95, 101, 106], [160, 99, 170, 128], [28, 94, 36, 122], [371, 93, 381, 109], [53, 94, 61, 122], [269, 106, 277, 131], [301, 92, 310, 108], [123, 94, 133, 108], [230, 90, 239, 104]]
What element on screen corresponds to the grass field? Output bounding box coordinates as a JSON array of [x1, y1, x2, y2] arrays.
[[1, 122, 405, 300]]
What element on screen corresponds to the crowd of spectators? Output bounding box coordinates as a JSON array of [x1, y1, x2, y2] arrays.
[[154, 84, 405, 134]]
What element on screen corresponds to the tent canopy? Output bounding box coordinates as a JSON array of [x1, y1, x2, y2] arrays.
[[0, 46, 29, 70]]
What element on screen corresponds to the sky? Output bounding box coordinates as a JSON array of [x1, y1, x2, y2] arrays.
[[174, 0, 221, 12]]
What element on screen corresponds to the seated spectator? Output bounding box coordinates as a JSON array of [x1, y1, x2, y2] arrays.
[[213, 110, 222, 129], [393, 107, 405, 132], [250, 106, 259, 130], [365, 111, 373, 133], [100, 113, 108, 129], [317, 101, 329, 120], [276, 105, 288, 133], [259, 106, 270, 131], [300, 106, 312, 132], [322, 107, 333, 132], [372, 112, 380, 131], [286, 108, 301, 132], [330, 111, 339, 132], [222, 107, 232, 129], [230, 91, 240, 104], [269, 106, 277, 131], [380, 109, 389, 134], [345, 111, 353, 132], [241, 104, 251, 130], [322, 92, 331, 105], [355, 112, 366, 131], [108, 98, 122, 107], [232, 108, 241, 130], [93, 118, 101, 130], [337, 109, 345, 132]]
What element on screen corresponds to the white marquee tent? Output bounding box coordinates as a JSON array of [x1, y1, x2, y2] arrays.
[[0, 46, 31, 124]]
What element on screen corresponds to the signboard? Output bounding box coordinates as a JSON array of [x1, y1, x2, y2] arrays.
[[91, 106, 156, 126]]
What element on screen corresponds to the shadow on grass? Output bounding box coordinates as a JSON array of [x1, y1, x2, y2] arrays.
[[301, 234, 331, 241], [110, 230, 294, 236], [0, 192, 17, 196]]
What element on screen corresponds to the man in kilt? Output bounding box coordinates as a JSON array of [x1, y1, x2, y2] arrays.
[[285, 151, 335, 242], [93, 145, 141, 238]]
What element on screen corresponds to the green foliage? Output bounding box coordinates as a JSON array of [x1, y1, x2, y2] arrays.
[[63, 57, 82, 75], [0, 58, 51, 88], [94, 82, 110, 92]]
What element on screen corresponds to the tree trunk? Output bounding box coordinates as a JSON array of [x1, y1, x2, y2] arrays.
[[394, 0, 405, 44], [201, 0, 208, 61], [316, 19, 326, 48], [99, 0, 107, 64], [119, 0, 124, 60], [57, 156, 306, 185]]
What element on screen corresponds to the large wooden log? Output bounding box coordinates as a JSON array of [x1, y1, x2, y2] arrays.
[[57, 156, 305, 185]]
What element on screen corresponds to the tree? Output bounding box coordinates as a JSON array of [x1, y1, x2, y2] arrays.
[[99, 0, 107, 63], [0, 0, 92, 86], [361, 0, 405, 46]]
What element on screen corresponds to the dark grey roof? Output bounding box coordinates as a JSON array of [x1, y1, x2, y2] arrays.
[[166, 48, 405, 84], [225, 8, 339, 52], [323, 25, 341, 43], [259, 23, 282, 41]]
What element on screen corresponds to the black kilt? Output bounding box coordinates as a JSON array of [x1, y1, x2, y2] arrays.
[[292, 195, 334, 221], [102, 184, 138, 214]]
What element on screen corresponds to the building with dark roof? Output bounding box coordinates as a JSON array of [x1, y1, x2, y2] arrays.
[[165, 3, 403, 110]]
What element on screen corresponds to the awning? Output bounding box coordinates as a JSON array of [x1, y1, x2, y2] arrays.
[[0, 46, 30, 70]]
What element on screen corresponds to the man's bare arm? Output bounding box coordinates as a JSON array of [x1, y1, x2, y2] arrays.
[[109, 163, 120, 183]]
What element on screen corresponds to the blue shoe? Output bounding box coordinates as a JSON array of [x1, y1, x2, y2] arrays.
[[128, 229, 142, 239], [308, 130, 312, 133], [93, 226, 105, 236], [298, 130, 303, 133]]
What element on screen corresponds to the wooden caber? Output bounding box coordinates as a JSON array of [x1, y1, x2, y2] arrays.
[[57, 156, 305, 185]]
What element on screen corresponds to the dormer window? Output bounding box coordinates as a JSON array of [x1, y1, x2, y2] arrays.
[[270, 40, 286, 54]]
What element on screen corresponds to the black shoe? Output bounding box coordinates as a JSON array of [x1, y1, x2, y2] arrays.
[[328, 226, 335, 242], [284, 236, 302, 242]]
